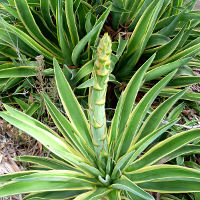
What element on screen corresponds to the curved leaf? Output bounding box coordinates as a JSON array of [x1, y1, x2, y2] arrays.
[[15, 156, 73, 170], [74, 188, 111, 200], [0, 66, 37, 78], [145, 57, 190, 82], [14, 0, 62, 56], [0, 110, 82, 165], [117, 54, 156, 137], [0, 171, 36, 183], [157, 144, 200, 164], [24, 190, 86, 200], [72, 23, 102, 66], [42, 92, 96, 164], [168, 76, 200, 87], [0, 180, 92, 198], [40, 0, 56, 33], [154, 25, 186, 62], [136, 88, 188, 141], [117, 70, 177, 157], [71, 60, 93, 86], [111, 176, 154, 200], [138, 180, 200, 193], [127, 128, 200, 171], [126, 165, 200, 183]]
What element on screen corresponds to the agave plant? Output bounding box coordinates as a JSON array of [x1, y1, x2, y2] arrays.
[[1, 34, 200, 199], [0, 0, 111, 65], [0, 0, 199, 80], [0, 0, 111, 108], [74, 0, 200, 101]]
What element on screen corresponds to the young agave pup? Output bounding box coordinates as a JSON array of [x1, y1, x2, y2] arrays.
[[1, 34, 200, 200]]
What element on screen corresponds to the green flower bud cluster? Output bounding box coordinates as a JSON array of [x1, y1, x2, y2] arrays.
[[89, 33, 112, 156]]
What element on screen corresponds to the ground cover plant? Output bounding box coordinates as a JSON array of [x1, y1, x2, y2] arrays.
[[0, 34, 200, 199]]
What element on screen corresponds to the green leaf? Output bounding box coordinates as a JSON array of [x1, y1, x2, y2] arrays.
[[0, 171, 36, 183], [1, 2, 19, 19], [90, 5, 112, 46], [0, 66, 37, 78], [77, 78, 94, 89], [74, 188, 111, 200], [146, 34, 171, 49], [108, 92, 124, 154], [13, 170, 94, 183], [24, 190, 86, 200], [126, 120, 178, 166], [14, 97, 29, 110], [116, 36, 129, 58], [25, 102, 40, 116], [153, 25, 186, 62], [0, 20, 61, 62], [185, 161, 200, 170], [141, 87, 200, 102], [136, 88, 188, 141], [127, 128, 200, 171], [157, 9, 184, 36], [0, 45, 18, 59], [0, 63, 15, 70], [2, 77, 23, 92], [126, 165, 200, 183], [14, 0, 62, 57], [127, 0, 152, 30], [155, 42, 200, 67], [48, 0, 57, 17], [182, 37, 200, 51], [145, 57, 190, 82], [74, 0, 82, 12], [157, 144, 200, 164], [14, 156, 73, 170], [53, 58, 93, 150], [72, 22, 102, 66], [117, 70, 177, 157], [111, 176, 154, 200], [65, 0, 79, 47], [42, 92, 96, 164], [56, 0, 73, 65], [117, 54, 156, 140], [0, 28, 38, 58], [111, 36, 129, 72], [71, 60, 93, 86], [176, 65, 195, 76], [167, 102, 185, 120], [85, 11, 92, 33], [0, 180, 93, 198], [107, 190, 120, 200], [138, 180, 200, 193], [168, 76, 200, 87], [77, 163, 102, 177], [0, 108, 82, 165], [111, 150, 135, 179], [116, 0, 164, 77], [40, 0, 56, 33], [3, 104, 59, 137]]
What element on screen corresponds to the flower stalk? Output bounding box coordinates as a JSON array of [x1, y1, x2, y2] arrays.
[[89, 33, 112, 156]]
